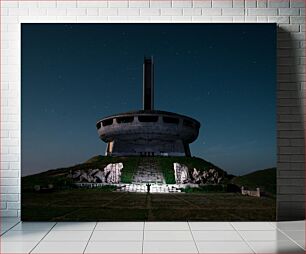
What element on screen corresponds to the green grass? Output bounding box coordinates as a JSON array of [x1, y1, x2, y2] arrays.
[[157, 157, 176, 184], [231, 167, 276, 195], [119, 157, 139, 183]]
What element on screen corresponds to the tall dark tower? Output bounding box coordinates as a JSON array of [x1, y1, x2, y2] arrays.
[[143, 57, 154, 111]]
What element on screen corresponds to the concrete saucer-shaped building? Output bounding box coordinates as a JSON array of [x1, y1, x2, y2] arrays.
[[96, 58, 200, 157]]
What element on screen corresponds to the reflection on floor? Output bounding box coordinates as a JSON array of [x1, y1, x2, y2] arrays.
[[1, 218, 304, 253]]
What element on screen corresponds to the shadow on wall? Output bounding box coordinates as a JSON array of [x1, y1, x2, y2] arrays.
[[277, 27, 305, 221]]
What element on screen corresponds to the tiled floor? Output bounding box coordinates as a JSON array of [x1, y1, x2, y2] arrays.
[[0, 218, 304, 253]]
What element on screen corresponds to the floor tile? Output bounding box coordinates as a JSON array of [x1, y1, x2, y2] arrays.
[[282, 230, 305, 241], [282, 230, 305, 249], [11, 222, 55, 231], [232, 222, 276, 231], [32, 241, 87, 253], [1, 217, 21, 223], [145, 221, 189, 230], [1, 230, 48, 242], [1, 220, 304, 254], [1, 221, 21, 229], [249, 240, 305, 253], [144, 230, 193, 241], [143, 241, 198, 253], [95, 222, 144, 231], [1, 225, 16, 235], [85, 241, 142, 253], [1, 241, 38, 253], [1, 221, 21, 234], [239, 230, 291, 241], [0, 229, 7, 235], [90, 230, 143, 241], [197, 241, 253, 253], [296, 241, 305, 250], [276, 221, 305, 231], [192, 230, 243, 241], [42, 230, 92, 242], [189, 222, 234, 231], [52, 222, 96, 231]]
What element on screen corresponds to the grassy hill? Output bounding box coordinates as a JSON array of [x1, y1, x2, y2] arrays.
[[231, 167, 276, 195], [22, 155, 276, 195], [22, 155, 229, 189]]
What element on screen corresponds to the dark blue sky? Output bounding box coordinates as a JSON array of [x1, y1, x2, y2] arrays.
[[22, 24, 276, 176]]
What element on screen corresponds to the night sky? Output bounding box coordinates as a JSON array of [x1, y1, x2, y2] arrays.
[[22, 24, 276, 176]]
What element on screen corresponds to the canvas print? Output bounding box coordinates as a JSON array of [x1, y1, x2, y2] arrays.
[[22, 24, 276, 221]]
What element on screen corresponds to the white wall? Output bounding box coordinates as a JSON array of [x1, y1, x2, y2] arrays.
[[1, 0, 305, 220]]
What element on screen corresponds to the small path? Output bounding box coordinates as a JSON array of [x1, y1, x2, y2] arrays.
[[145, 194, 154, 220]]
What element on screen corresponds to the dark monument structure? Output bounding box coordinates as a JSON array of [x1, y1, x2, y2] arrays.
[[96, 57, 200, 157]]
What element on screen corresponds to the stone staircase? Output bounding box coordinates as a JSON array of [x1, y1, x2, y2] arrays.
[[132, 157, 165, 184]]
